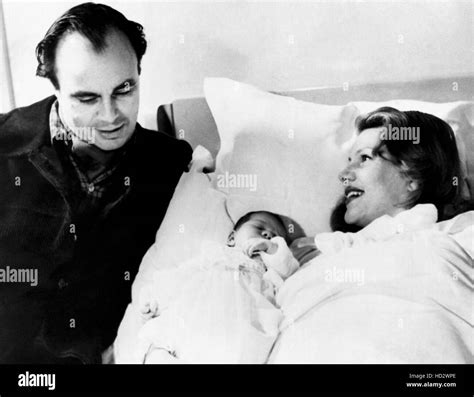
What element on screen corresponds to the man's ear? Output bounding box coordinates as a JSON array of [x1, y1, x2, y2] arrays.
[[227, 231, 235, 247]]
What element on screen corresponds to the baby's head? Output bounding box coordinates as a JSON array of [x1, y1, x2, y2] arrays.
[[227, 211, 289, 249]]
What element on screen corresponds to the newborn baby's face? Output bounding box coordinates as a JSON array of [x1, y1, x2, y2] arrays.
[[233, 212, 287, 250]]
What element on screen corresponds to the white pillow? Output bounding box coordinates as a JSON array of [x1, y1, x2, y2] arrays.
[[117, 146, 233, 363], [131, 147, 233, 303], [204, 79, 473, 238], [351, 100, 473, 200], [204, 78, 359, 236]]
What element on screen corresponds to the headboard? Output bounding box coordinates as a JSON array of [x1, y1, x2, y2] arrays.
[[157, 76, 474, 159]]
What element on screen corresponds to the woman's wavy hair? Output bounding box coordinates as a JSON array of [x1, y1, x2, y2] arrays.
[[36, 2, 147, 89], [331, 106, 471, 231]]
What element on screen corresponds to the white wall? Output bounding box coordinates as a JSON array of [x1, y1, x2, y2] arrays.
[[2, 0, 473, 129]]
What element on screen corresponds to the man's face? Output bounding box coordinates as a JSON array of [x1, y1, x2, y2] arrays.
[[54, 29, 140, 151]]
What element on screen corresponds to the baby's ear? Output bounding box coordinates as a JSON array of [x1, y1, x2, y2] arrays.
[[227, 231, 236, 247]]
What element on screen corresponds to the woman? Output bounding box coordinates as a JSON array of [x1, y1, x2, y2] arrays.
[[294, 106, 471, 260], [271, 107, 473, 363], [335, 106, 468, 228]]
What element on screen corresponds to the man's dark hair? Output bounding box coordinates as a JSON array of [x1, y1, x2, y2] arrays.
[[36, 2, 147, 89]]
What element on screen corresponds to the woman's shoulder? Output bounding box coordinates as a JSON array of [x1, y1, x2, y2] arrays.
[[316, 204, 439, 255]]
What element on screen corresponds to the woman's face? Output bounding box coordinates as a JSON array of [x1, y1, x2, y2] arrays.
[[338, 128, 414, 227]]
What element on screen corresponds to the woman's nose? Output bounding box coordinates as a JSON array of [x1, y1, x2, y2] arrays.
[[262, 230, 272, 240], [338, 166, 356, 185]]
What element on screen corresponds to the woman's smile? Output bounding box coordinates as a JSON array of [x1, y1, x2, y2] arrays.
[[345, 186, 365, 205]]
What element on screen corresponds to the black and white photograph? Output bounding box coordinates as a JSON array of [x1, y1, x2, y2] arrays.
[[0, 0, 473, 394]]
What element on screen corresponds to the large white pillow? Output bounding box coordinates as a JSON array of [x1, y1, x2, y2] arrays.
[[117, 146, 234, 363], [131, 147, 233, 303], [204, 79, 473, 238], [204, 78, 359, 236]]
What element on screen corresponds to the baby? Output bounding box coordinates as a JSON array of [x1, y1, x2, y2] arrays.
[[137, 211, 300, 364], [226, 211, 300, 299]]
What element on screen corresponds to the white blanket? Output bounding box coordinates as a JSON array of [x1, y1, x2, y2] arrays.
[[116, 243, 283, 364], [115, 206, 473, 364], [269, 208, 473, 363]]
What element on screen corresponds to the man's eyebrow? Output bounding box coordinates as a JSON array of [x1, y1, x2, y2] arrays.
[[113, 79, 137, 92], [70, 79, 137, 98]]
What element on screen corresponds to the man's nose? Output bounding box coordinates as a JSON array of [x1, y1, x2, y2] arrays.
[[98, 98, 119, 123], [338, 165, 356, 185]]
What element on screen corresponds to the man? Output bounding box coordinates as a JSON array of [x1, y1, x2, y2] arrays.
[[0, 3, 192, 363]]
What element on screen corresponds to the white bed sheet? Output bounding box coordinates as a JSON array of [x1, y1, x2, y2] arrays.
[[268, 211, 473, 364]]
